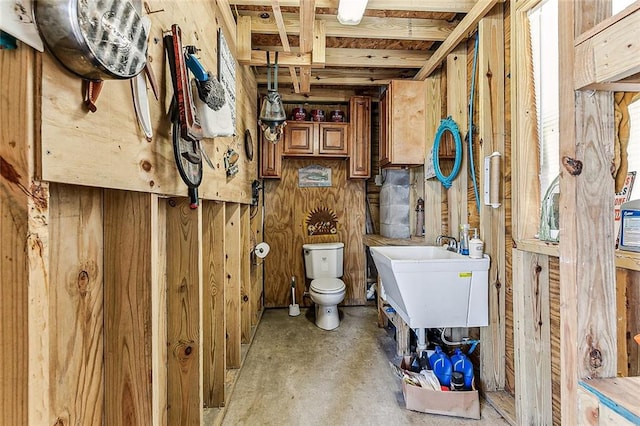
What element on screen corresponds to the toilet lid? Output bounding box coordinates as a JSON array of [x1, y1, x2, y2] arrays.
[[310, 278, 345, 293]]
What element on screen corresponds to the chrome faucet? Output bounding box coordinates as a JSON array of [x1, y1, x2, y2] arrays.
[[436, 235, 458, 252]]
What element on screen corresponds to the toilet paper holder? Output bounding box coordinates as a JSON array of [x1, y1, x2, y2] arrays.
[[252, 242, 270, 264]]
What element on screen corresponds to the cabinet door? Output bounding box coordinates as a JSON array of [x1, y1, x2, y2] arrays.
[[387, 80, 426, 166], [260, 132, 282, 178], [349, 96, 371, 178], [319, 123, 348, 156], [284, 122, 314, 155]]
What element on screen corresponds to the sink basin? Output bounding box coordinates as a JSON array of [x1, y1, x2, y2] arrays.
[[369, 245, 489, 328]]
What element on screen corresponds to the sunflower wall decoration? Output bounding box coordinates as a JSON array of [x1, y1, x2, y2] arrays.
[[306, 207, 338, 236]]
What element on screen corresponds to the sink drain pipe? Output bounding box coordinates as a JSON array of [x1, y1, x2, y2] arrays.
[[415, 328, 427, 352]]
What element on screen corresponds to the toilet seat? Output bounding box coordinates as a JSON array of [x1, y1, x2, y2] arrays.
[[310, 278, 345, 294]]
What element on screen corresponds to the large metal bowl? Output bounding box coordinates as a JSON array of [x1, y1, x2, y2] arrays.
[[35, 0, 148, 81]]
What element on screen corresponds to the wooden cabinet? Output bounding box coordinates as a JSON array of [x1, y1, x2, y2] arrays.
[[283, 122, 349, 157], [348, 96, 371, 178], [380, 80, 427, 167], [259, 132, 282, 178], [260, 96, 371, 179]]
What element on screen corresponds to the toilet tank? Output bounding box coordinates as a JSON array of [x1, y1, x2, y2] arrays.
[[303, 242, 344, 279]]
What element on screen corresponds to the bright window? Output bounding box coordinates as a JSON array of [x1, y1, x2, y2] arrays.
[[528, 0, 559, 201]]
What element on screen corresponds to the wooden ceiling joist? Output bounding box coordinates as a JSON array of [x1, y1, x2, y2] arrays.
[[414, 0, 500, 80], [237, 15, 252, 64], [312, 20, 326, 68], [255, 67, 414, 86], [299, 0, 316, 92], [248, 12, 455, 41], [228, 0, 475, 14], [250, 47, 429, 68], [271, 0, 300, 92]]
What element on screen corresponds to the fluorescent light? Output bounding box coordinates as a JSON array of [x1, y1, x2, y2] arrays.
[[337, 0, 368, 25]]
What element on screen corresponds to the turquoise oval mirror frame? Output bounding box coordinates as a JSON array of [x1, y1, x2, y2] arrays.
[[432, 116, 462, 189]]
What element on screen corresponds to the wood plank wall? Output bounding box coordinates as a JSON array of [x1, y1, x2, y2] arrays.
[[0, 1, 266, 424], [263, 158, 366, 307]]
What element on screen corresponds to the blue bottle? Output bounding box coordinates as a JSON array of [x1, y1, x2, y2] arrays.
[[450, 348, 474, 389], [429, 346, 452, 387]]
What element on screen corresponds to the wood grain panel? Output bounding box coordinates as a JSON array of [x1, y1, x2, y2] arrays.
[[225, 203, 242, 369], [512, 249, 552, 424], [165, 197, 201, 425], [39, 1, 257, 204], [549, 256, 561, 425], [49, 185, 104, 425], [0, 42, 35, 425], [424, 70, 444, 243], [478, 4, 506, 393], [202, 201, 226, 407], [104, 190, 153, 425], [264, 158, 365, 307], [240, 205, 252, 343], [446, 45, 468, 239], [151, 196, 168, 426]]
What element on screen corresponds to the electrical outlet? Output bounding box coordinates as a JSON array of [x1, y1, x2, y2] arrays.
[[374, 174, 383, 186]]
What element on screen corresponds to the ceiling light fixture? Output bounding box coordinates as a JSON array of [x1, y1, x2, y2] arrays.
[[337, 0, 369, 25], [259, 51, 287, 143]]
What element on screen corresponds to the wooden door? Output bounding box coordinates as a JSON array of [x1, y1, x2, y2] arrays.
[[349, 96, 371, 178], [284, 122, 314, 155], [318, 123, 349, 156]]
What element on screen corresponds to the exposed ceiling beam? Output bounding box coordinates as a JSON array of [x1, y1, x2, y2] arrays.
[[251, 48, 430, 68], [299, 0, 315, 52], [256, 68, 413, 86], [229, 0, 475, 13], [251, 51, 311, 66], [299, 0, 316, 92], [312, 20, 326, 67], [271, 0, 300, 92], [414, 0, 500, 80], [247, 12, 456, 41], [237, 15, 252, 64]]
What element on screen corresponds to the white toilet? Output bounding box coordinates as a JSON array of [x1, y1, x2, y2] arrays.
[[303, 242, 347, 330]]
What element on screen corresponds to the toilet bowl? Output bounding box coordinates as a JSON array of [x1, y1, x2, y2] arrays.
[[309, 277, 346, 330], [303, 242, 346, 330]]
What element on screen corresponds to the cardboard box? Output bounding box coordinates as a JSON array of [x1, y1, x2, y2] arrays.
[[400, 357, 480, 420]]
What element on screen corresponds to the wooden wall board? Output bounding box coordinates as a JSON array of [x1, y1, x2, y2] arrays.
[[478, 4, 507, 393], [263, 158, 366, 307], [549, 256, 561, 425], [512, 249, 552, 425], [151, 195, 168, 426], [225, 203, 242, 369], [240, 205, 252, 344], [446, 45, 468, 239], [165, 197, 202, 425], [38, 1, 257, 204], [203, 201, 227, 408], [104, 190, 153, 425], [49, 185, 104, 425], [559, 5, 618, 424], [510, 2, 541, 242], [424, 70, 444, 244], [0, 44, 36, 425]]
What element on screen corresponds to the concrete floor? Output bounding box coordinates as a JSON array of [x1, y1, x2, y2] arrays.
[[221, 306, 508, 425]]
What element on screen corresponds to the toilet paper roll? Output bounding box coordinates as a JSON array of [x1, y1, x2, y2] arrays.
[[254, 242, 271, 259]]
